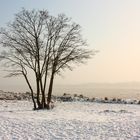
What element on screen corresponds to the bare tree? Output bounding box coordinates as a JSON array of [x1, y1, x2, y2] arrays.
[[0, 9, 94, 110]]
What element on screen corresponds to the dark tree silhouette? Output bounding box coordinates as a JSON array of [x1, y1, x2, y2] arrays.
[[0, 9, 94, 109]]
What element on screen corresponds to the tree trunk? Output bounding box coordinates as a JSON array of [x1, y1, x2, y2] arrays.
[[31, 91, 37, 110], [39, 75, 46, 108], [23, 73, 37, 110], [40, 79, 46, 108], [47, 72, 55, 109], [36, 76, 41, 109]]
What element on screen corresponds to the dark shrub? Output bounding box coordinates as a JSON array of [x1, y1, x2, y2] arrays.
[[79, 94, 83, 98], [117, 98, 121, 102], [112, 98, 116, 102], [74, 94, 77, 97]]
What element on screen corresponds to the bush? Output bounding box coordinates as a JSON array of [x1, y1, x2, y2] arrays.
[[79, 94, 83, 98], [117, 98, 121, 102], [112, 98, 116, 102], [74, 94, 77, 97]]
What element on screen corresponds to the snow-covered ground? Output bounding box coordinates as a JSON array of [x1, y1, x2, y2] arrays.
[[0, 100, 140, 140]]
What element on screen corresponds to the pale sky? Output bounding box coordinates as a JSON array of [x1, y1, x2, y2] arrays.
[[0, 0, 140, 90]]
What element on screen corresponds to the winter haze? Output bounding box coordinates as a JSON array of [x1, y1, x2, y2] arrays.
[[0, 0, 140, 96]]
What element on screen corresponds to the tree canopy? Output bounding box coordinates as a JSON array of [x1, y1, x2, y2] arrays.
[[0, 9, 94, 109]]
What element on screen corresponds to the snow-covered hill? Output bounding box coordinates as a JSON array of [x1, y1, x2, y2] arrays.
[[0, 100, 140, 140]]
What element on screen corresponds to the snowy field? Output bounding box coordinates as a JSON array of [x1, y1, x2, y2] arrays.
[[0, 100, 140, 140]]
